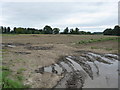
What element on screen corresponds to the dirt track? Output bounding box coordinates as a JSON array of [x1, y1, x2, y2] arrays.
[[2, 34, 119, 88]]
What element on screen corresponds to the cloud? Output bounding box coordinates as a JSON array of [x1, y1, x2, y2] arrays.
[[1, 1, 118, 32]]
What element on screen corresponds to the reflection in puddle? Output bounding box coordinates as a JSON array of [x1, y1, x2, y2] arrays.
[[35, 51, 118, 88], [60, 62, 72, 72], [83, 60, 118, 88], [44, 66, 52, 73], [66, 57, 83, 71]]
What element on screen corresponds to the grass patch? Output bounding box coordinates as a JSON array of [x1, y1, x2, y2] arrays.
[[91, 46, 100, 49], [1, 66, 29, 88], [77, 37, 119, 45], [105, 48, 113, 51], [17, 68, 26, 74], [2, 49, 9, 52]]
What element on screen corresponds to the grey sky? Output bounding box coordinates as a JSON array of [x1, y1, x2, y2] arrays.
[[0, 0, 118, 32]]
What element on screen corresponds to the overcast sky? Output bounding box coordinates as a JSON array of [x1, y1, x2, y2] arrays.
[[0, 0, 119, 32]]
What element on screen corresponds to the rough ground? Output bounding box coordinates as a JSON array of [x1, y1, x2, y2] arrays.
[[2, 34, 119, 88]]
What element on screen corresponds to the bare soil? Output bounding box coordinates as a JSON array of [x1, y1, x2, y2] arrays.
[[2, 34, 119, 88]]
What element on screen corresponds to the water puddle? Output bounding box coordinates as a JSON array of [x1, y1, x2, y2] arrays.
[[83, 60, 118, 88], [35, 51, 118, 88], [60, 62, 72, 72], [66, 57, 83, 71]]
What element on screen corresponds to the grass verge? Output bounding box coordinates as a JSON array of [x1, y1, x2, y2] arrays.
[[77, 37, 119, 44]]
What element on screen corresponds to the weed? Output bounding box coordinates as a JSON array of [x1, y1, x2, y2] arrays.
[[105, 48, 113, 51], [1, 66, 29, 88], [17, 68, 26, 74], [16, 75, 24, 81], [91, 46, 99, 49]]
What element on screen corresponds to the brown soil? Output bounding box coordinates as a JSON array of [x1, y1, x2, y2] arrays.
[[2, 34, 119, 88]]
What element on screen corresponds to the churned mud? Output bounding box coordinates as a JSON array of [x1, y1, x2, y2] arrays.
[[35, 51, 119, 88]]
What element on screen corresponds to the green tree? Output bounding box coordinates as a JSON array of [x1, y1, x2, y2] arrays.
[[4, 27, 7, 33], [113, 25, 120, 36], [63, 27, 69, 34], [0, 26, 4, 33], [103, 28, 113, 35], [74, 28, 79, 34], [6, 27, 10, 33], [53, 28, 60, 34], [15, 27, 26, 34], [70, 29, 74, 34], [43, 25, 53, 34]]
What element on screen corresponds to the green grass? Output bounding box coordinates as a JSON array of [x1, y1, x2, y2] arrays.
[[91, 46, 99, 49], [105, 48, 113, 51], [17, 68, 26, 74], [77, 37, 119, 44], [1, 66, 29, 88]]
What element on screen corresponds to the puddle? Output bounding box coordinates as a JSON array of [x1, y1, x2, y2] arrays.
[[35, 51, 118, 88], [54, 64, 63, 74], [60, 62, 72, 72], [105, 54, 119, 60], [83, 60, 118, 88], [66, 57, 83, 71], [2, 43, 31, 48], [44, 66, 52, 73]]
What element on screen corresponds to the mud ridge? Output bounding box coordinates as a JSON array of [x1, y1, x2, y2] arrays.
[[34, 51, 119, 88]]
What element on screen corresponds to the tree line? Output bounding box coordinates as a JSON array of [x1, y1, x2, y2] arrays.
[[0, 25, 92, 35], [0, 25, 60, 34], [0, 25, 119, 35], [103, 25, 120, 36]]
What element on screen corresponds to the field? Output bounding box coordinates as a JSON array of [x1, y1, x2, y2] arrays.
[[1, 34, 119, 88]]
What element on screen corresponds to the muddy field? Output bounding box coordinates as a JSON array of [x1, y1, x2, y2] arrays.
[[2, 34, 119, 88]]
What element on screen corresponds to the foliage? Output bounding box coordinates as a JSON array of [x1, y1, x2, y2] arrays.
[[1, 25, 119, 35], [1, 66, 29, 88], [62, 27, 69, 34], [53, 28, 60, 34], [103, 25, 120, 36], [43, 25, 53, 34]]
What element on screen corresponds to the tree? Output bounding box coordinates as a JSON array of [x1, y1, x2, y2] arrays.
[[15, 27, 26, 34], [43, 25, 53, 34], [0, 26, 4, 33], [6, 27, 10, 33], [74, 28, 79, 34], [13, 27, 17, 33], [86, 32, 92, 35], [53, 28, 60, 34], [4, 27, 7, 33], [113, 25, 120, 36], [63, 27, 69, 34], [103, 28, 113, 35], [70, 29, 74, 34], [79, 31, 86, 35]]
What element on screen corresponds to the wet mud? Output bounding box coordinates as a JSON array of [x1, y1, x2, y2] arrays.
[[2, 43, 54, 50], [14, 51, 31, 55], [35, 51, 119, 88], [24, 45, 54, 50]]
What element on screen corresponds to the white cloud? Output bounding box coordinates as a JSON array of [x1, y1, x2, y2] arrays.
[[1, 0, 119, 2], [0, 1, 118, 32]]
